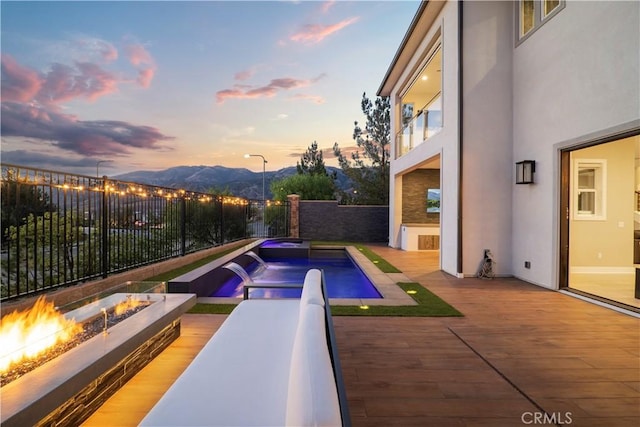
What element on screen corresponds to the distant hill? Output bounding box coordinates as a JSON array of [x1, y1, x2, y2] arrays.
[[114, 165, 352, 199]]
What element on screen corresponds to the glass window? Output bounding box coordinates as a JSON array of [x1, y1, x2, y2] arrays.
[[577, 168, 596, 214], [543, 0, 560, 18], [521, 0, 535, 36], [425, 95, 442, 140], [396, 44, 442, 158], [517, 0, 564, 42], [573, 160, 607, 220]]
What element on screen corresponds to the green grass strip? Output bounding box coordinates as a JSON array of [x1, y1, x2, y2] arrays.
[[352, 244, 401, 273], [188, 283, 462, 317], [188, 303, 238, 314], [330, 282, 462, 317]]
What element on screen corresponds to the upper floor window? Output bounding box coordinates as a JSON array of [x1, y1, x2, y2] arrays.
[[396, 43, 442, 158], [521, 0, 535, 36], [543, 0, 561, 18], [518, 0, 564, 42]]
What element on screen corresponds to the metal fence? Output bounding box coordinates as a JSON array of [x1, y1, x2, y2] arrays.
[[0, 164, 289, 301]]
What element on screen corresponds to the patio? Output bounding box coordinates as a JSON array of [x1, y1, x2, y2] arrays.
[[83, 246, 639, 426]]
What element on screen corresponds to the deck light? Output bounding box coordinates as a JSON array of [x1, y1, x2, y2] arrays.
[[515, 160, 535, 184], [359, 305, 369, 310], [406, 290, 417, 295]]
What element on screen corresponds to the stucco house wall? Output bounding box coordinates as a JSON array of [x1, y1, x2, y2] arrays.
[[381, 0, 639, 289], [461, 0, 514, 276], [512, 0, 640, 288], [387, 0, 461, 276]]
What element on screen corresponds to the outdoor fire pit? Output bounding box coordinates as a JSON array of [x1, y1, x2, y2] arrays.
[[0, 292, 195, 427]]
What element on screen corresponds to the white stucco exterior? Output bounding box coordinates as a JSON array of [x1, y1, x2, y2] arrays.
[[512, 0, 640, 288], [380, 0, 640, 289]]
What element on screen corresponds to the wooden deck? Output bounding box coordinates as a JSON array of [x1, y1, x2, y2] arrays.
[[84, 246, 640, 426]]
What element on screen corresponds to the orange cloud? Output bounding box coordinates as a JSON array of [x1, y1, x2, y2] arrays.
[[290, 17, 359, 44], [287, 145, 336, 159]]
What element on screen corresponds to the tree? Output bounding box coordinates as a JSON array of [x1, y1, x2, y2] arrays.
[[270, 174, 337, 202], [333, 93, 390, 205], [297, 141, 329, 176], [271, 141, 338, 201], [172, 189, 247, 248], [1, 170, 54, 242], [2, 211, 97, 297]]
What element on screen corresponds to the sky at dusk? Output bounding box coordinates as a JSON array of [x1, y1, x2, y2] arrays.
[[1, 0, 420, 175]]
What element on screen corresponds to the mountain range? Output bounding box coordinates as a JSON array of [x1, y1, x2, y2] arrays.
[[114, 165, 352, 199]]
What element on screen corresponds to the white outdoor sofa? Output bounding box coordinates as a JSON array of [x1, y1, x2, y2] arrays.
[[139, 269, 350, 427]]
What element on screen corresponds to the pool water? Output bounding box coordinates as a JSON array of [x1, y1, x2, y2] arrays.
[[211, 250, 382, 299]]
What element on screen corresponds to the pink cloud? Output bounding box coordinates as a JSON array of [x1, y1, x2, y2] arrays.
[[1, 54, 43, 102], [290, 94, 325, 104], [76, 37, 118, 63], [124, 43, 157, 87], [216, 74, 326, 104], [124, 43, 154, 66], [99, 43, 118, 62], [321, 1, 336, 14], [137, 68, 155, 88], [216, 87, 275, 104], [290, 17, 359, 44], [39, 61, 119, 104], [1, 45, 169, 160], [234, 69, 254, 81], [3, 52, 158, 107]]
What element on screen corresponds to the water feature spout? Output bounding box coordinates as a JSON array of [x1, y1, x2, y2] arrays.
[[245, 251, 268, 270], [222, 262, 253, 285]]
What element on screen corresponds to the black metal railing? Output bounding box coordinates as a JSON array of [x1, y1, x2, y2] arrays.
[[1, 164, 289, 301]]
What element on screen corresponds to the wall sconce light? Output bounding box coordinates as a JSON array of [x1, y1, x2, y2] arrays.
[[515, 160, 536, 184]]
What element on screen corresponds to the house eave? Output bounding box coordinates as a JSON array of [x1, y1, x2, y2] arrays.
[[377, 0, 446, 97]]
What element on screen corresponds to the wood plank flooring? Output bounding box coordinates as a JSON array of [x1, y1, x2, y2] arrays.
[[83, 246, 640, 426], [82, 315, 225, 426]]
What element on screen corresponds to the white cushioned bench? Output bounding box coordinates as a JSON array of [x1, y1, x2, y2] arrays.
[[139, 269, 350, 427]]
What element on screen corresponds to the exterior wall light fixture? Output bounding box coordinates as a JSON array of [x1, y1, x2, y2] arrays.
[[515, 160, 536, 184]]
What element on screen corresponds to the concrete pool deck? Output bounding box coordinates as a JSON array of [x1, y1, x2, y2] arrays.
[[196, 245, 418, 307]]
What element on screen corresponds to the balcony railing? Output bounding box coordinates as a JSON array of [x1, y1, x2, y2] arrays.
[[0, 163, 289, 301], [396, 94, 442, 158]]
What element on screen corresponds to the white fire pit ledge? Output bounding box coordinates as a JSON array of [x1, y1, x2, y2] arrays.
[[0, 292, 196, 427]]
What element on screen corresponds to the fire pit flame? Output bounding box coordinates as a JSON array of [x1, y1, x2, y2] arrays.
[[113, 295, 145, 316], [0, 297, 82, 374]]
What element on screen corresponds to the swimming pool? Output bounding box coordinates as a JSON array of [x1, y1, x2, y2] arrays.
[[211, 249, 382, 299]]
